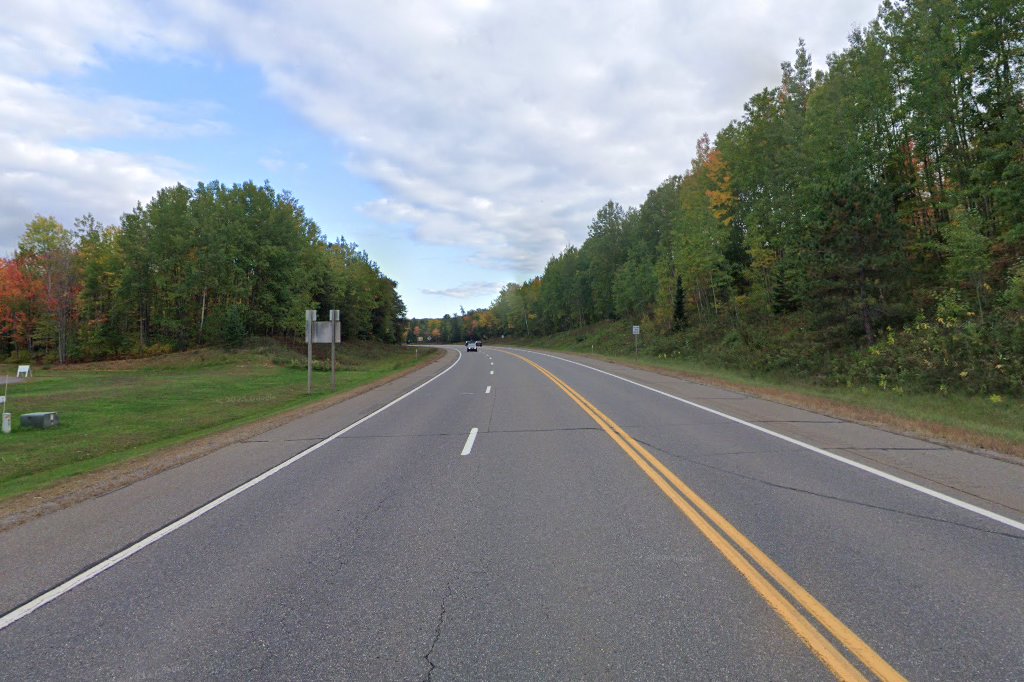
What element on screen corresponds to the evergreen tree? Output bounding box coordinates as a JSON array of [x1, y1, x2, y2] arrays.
[[672, 275, 687, 331]]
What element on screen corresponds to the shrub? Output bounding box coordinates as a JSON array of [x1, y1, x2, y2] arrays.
[[7, 349, 33, 364], [206, 305, 248, 348], [141, 342, 175, 358], [848, 292, 1024, 397]]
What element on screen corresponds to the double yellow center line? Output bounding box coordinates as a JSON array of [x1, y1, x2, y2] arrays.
[[507, 352, 905, 682]]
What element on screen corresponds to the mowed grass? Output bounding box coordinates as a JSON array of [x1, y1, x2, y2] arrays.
[[502, 327, 1024, 458], [0, 341, 437, 501]]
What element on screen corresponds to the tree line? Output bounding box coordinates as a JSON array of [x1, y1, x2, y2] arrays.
[[476, 0, 1024, 396], [404, 309, 498, 345], [1, 180, 406, 363]]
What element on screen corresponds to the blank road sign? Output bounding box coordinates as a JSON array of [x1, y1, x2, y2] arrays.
[[305, 320, 341, 343]]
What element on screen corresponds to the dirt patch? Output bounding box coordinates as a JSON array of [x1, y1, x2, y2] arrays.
[[0, 351, 446, 533]]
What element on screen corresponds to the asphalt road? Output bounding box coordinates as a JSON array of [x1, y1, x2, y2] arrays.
[[0, 346, 1021, 680]]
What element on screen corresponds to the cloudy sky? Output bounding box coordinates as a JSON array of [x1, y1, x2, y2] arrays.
[[1, 0, 880, 318]]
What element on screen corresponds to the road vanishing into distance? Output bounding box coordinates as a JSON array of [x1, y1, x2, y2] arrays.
[[0, 347, 1021, 680]]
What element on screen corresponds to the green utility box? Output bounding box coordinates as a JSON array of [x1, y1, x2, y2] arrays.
[[20, 412, 59, 429]]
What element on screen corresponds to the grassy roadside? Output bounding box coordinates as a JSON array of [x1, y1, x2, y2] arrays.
[[498, 326, 1024, 459], [0, 340, 438, 502]]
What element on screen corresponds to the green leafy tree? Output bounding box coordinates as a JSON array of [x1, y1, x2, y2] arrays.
[[613, 253, 657, 320], [668, 137, 732, 323], [715, 42, 819, 312], [580, 201, 628, 320], [75, 214, 128, 357], [539, 246, 588, 331], [800, 24, 914, 343], [941, 209, 992, 321], [17, 215, 80, 363]]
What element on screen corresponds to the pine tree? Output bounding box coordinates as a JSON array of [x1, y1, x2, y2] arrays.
[[672, 275, 688, 331]]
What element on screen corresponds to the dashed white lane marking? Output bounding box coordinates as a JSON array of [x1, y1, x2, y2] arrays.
[[489, 370, 494, 375], [486, 386, 492, 394], [461, 428, 479, 456]]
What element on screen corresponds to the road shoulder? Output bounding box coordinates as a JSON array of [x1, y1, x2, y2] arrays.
[[0, 348, 457, 613], [522, 348, 1024, 521]]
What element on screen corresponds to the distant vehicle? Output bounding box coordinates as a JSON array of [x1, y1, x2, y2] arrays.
[[466, 341, 479, 352]]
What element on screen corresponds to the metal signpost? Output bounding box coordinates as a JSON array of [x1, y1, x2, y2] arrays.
[[306, 310, 316, 394], [305, 309, 342, 394], [632, 324, 640, 358], [329, 309, 339, 391], [1, 376, 9, 434]]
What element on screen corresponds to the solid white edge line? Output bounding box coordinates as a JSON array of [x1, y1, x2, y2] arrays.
[[461, 427, 479, 456], [523, 349, 1024, 534], [0, 349, 464, 632]]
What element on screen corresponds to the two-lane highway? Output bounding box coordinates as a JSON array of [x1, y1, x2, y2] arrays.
[[1, 346, 1021, 679]]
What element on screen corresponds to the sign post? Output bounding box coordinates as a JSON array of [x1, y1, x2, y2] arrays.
[[632, 324, 640, 358], [2, 376, 9, 434], [306, 309, 316, 394], [329, 309, 339, 391], [305, 310, 343, 394]]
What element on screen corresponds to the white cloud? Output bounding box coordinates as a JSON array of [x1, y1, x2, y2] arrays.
[[0, 0, 200, 77], [422, 281, 504, 300], [0, 133, 186, 254], [180, 0, 880, 276], [0, 2, 217, 253], [0, 0, 882, 303], [0, 74, 225, 142]]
